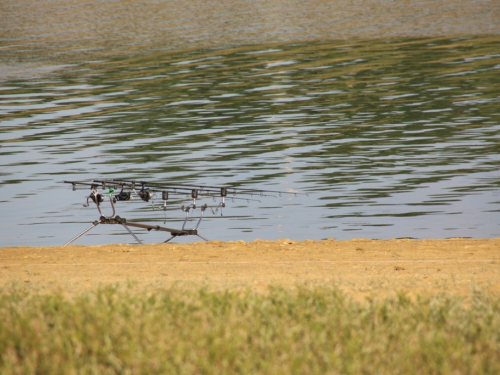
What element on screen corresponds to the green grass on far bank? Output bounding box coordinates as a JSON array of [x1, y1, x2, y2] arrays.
[[0, 284, 499, 374]]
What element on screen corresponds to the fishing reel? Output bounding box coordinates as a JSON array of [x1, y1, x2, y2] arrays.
[[83, 185, 104, 207], [114, 189, 132, 202], [138, 188, 153, 202], [84, 192, 104, 207]]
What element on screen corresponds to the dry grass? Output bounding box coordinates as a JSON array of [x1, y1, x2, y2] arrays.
[[0, 284, 499, 374]]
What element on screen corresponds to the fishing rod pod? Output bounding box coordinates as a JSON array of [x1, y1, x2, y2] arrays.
[[62, 178, 305, 245]]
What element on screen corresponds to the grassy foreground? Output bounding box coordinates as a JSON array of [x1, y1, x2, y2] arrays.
[[1, 284, 499, 374]]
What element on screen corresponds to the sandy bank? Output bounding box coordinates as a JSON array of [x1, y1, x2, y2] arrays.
[[1, 238, 499, 296]]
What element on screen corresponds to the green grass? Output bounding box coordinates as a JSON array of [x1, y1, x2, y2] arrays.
[[0, 284, 499, 374]]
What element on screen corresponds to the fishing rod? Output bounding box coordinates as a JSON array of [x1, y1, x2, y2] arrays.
[[94, 178, 307, 198], [62, 178, 306, 245], [66, 179, 263, 208]]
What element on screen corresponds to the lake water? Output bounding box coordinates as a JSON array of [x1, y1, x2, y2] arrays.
[[1, 0, 499, 246]]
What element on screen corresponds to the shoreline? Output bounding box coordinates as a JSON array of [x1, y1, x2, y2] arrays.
[[1, 238, 499, 296]]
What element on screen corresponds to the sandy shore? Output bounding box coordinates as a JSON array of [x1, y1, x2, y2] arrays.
[[1, 238, 499, 297]]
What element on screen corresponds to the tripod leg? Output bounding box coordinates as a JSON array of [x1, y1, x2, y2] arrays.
[[197, 233, 209, 242], [120, 224, 143, 244], [163, 235, 177, 243], [194, 204, 207, 230], [181, 209, 190, 230], [64, 221, 99, 246]]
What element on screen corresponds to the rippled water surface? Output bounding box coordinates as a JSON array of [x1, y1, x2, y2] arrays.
[[1, 1, 499, 246]]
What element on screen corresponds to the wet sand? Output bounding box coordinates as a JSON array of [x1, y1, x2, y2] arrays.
[[1, 238, 499, 297]]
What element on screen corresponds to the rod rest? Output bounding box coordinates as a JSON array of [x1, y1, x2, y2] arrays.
[[98, 215, 197, 236]]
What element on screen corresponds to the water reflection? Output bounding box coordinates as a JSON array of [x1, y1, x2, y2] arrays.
[[1, 36, 500, 245]]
